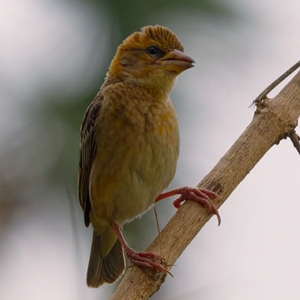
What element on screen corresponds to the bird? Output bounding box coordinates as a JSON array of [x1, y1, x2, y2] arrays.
[[78, 25, 220, 288]]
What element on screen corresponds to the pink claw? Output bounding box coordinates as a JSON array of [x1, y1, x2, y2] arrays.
[[156, 186, 221, 225]]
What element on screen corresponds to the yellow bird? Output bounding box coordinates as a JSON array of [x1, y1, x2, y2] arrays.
[[78, 25, 220, 287]]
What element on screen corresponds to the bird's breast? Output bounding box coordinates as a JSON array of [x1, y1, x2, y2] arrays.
[[134, 98, 180, 188]]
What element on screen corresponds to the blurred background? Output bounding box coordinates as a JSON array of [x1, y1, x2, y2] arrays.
[[1, 0, 300, 299]]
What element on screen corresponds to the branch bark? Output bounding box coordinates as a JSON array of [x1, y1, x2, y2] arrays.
[[110, 68, 300, 300]]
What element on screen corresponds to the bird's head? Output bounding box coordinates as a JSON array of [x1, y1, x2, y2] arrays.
[[106, 25, 195, 97]]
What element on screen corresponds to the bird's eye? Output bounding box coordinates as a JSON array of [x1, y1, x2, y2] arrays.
[[147, 46, 159, 55]]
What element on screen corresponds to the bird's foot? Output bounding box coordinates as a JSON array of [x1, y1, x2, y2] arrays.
[[125, 247, 172, 276], [113, 224, 172, 276], [157, 186, 221, 225]]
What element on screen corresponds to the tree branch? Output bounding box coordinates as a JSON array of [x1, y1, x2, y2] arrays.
[[110, 67, 300, 300]]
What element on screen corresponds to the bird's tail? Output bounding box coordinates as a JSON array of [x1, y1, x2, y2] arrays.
[[87, 231, 125, 287]]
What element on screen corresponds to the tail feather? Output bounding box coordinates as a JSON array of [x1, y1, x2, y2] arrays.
[[87, 232, 125, 287]]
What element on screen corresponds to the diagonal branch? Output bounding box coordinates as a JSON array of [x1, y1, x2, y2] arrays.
[[110, 67, 300, 300]]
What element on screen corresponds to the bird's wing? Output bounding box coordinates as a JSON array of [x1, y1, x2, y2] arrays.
[[78, 93, 103, 227]]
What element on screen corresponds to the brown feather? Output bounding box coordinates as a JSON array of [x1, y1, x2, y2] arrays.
[[78, 93, 103, 227]]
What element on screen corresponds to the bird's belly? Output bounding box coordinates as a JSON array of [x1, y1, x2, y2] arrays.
[[90, 113, 179, 226], [121, 135, 178, 222]]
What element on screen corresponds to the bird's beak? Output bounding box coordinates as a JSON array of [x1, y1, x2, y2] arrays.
[[157, 49, 195, 74]]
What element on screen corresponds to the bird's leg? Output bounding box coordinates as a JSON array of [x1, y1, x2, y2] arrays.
[[113, 224, 172, 276], [156, 186, 221, 225]]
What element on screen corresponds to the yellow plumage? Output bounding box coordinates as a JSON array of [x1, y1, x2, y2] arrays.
[[78, 25, 195, 287]]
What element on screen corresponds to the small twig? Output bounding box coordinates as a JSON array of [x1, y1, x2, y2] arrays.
[[288, 130, 300, 155], [252, 61, 300, 108], [153, 205, 162, 255], [252, 60, 300, 153]]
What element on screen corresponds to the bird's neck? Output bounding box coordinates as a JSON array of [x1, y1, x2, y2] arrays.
[[102, 75, 174, 104]]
